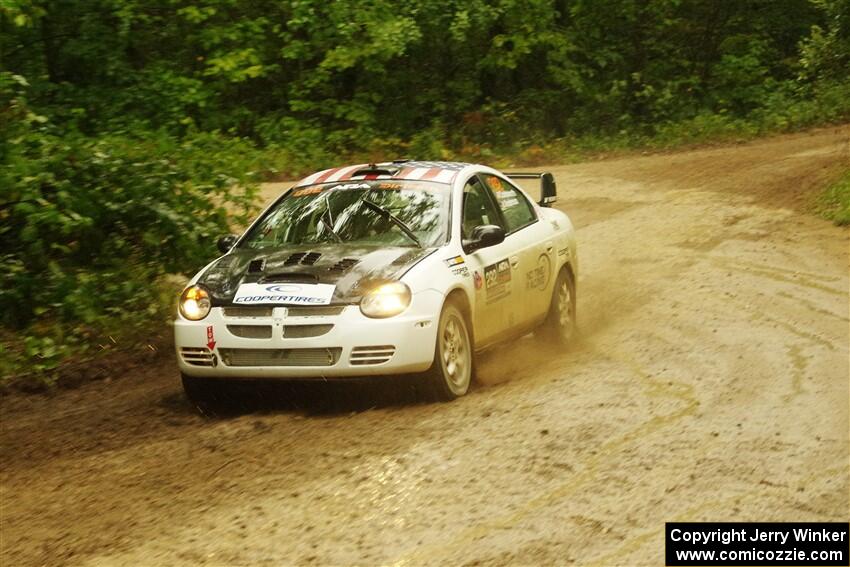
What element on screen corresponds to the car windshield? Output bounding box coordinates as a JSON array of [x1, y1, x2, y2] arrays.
[[240, 180, 449, 249]]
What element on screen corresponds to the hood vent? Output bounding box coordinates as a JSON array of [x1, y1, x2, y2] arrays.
[[302, 252, 321, 265], [283, 251, 322, 266], [284, 252, 306, 265], [247, 258, 266, 273], [328, 258, 359, 273]]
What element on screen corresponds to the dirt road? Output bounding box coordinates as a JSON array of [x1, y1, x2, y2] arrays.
[[2, 127, 848, 566]]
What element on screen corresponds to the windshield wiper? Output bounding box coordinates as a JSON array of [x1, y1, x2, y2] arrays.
[[361, 199, 422, 247], [319, 215, 342, 242], [319, 193, 343, 242]]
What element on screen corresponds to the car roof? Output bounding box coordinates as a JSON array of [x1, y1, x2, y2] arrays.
[[294, 161, 473, 188]]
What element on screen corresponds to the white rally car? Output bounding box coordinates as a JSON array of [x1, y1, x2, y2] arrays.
[[175, 161, 577, 410]]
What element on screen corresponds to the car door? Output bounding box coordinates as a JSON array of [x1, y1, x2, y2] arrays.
[[480, 174, 555, 329], [460, 175, 516, 347]]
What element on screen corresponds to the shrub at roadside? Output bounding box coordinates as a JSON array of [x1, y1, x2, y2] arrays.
[[1, 78, 261, 380]]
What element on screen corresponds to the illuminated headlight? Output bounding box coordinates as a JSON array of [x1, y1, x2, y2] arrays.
[[179, 285, 212, 321], [360, 282, 411, 318]]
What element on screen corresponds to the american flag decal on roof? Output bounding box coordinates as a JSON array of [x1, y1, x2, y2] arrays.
[[294, 161, 468, 188]]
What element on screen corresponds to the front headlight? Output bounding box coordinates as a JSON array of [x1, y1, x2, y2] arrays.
[[360, 282, 411, 318], [179, 285, 212, 321]]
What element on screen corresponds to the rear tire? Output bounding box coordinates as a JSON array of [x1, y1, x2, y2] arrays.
[[424, 301, 473, 401], [182, 373, 231, 416], [542, 268, 576, 347]]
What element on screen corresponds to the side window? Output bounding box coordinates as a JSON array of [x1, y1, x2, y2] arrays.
[[482, 174, 536, 232], [462, 176, 503, 239]]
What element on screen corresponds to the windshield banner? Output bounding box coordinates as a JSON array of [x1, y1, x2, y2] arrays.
[[233, 283, 336, 305]]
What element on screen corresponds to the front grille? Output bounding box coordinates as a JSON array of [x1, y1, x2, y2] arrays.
[[283, 324, 333, 338], [181, 347, 216, 367], [222, 305, 344, 317], [219, 348, 341, 367], [223, 306, 273, 318], [227, 325, 273, 339], [350, 345, 396, 366], [286, 306, 345, 317]]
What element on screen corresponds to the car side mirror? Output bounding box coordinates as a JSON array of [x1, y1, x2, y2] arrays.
[[217, 234, 238, 254], [539, 172, 557, 207], [463, 224, 506, 253]]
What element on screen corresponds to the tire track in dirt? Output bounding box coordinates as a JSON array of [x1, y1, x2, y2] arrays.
[[711, 257, 846, 297], [589, 464, 848, 566], [393, 346, 700, 566]]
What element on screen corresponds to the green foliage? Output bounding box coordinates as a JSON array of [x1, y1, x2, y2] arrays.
[[799, 0, 850, 82], [0, 74, 260, 377], [4, 0, 847, 151], [6, 3, 850, 145]]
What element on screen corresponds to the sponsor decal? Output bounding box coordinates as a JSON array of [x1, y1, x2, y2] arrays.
[[551, 219, 560, 230], [525, 254, 551, 291], [558, 247, 569, 257], [444, 255, 465, 268], [295, 183, 371, 197], [495, 192, 520, 207], [473, 271, 483, 290], [293, 186, 323, 197], [206, 325, 216, 351], [233, 283, 336, 305], [484, 259, 511, 302], [377, 182, 402, 190], [452, 266, 469, 278], [330, 182, 370, 190]]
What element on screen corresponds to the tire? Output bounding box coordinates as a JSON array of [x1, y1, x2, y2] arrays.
[[542, 268, 577, 347], [424, 301, 473, 401], [181, 373, 232, 417]]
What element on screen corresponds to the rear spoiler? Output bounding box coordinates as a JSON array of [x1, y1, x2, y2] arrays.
[[505, 172, 557, 207]]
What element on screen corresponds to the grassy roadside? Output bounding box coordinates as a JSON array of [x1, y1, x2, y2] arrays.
[[815, 169, 850, 225]]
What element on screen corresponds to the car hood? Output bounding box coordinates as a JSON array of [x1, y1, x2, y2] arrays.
[[198, 244, 435, 305]]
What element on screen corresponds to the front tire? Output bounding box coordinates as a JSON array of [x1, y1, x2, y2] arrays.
[[425, 301, 473, 401], [542, 268, 577, 347]]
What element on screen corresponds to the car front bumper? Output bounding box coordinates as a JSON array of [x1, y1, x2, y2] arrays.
[[174, 290, 442, 379]]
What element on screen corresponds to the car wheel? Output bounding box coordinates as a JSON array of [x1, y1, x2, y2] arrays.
[[543, 268, 576, 347], [426, 301, 473, 401], [181, 373, 231, 416]]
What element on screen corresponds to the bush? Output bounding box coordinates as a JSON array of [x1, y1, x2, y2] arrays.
[[1, 75, 261, 377]]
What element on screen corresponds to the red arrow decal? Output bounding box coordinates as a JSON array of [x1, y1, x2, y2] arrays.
[[206, 325, 216, 351]]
